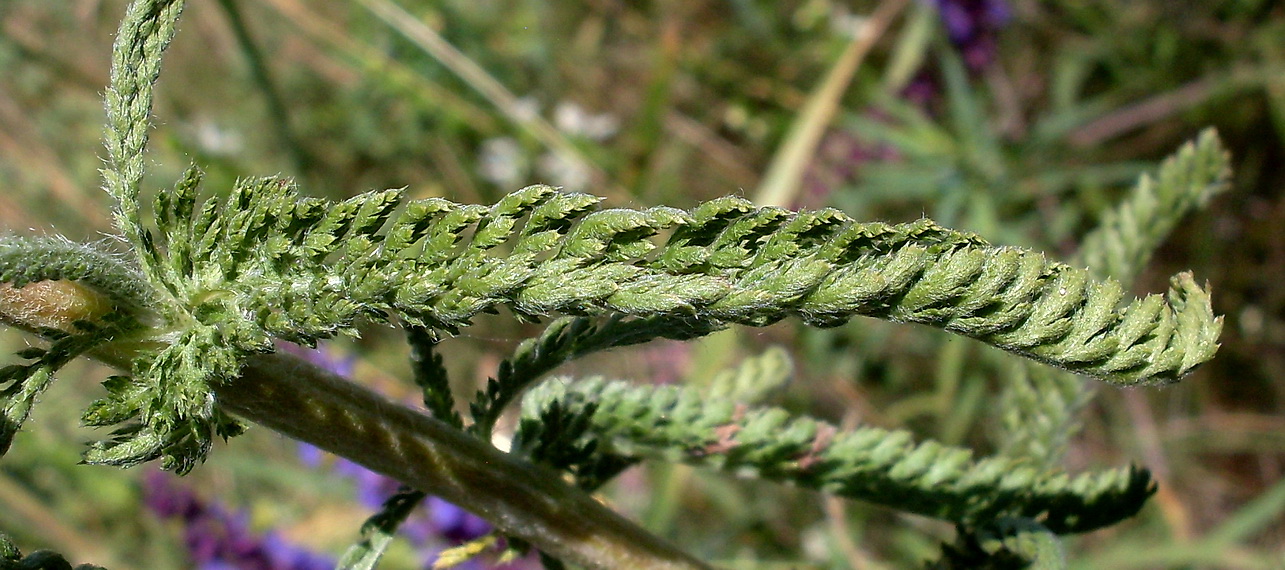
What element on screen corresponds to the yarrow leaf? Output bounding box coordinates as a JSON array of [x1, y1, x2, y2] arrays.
[[0, 316, 137, 456], [1000, 128, 1232, 465], [143, 179, 1221, 385], [0, 168, 1225, 473], [929, 518, 1066, 569], [469, 315, 721, 437], [1078, 128, 1231, 285], [522, 376, 1155, 534], [18, 162, 1213, 471]]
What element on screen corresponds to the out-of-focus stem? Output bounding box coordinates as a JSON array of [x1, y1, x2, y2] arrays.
[[753, 0, 910, 208]]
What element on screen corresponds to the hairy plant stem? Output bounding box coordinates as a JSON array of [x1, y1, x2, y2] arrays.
[[0, 282, 710, 570], [224, 353, 709, 570]]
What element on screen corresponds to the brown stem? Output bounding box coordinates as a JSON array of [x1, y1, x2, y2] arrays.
[[220, 353, 712, 569]]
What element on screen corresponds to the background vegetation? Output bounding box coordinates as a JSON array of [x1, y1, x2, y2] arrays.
[[0, 0, 1282, 567]]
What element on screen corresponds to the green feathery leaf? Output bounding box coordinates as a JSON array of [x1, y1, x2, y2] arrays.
[[1079, 128, 1231, 285], [406, 326, 462, 429], [1000, 129, 1231, 464], [337, 488, 428, 570], [511, 347, 789, 490], [511, 397, 636, 489], [0, 315, 138, 457], [470, 315, 720, 436], [928, 518, 1066, 569], [102, 0, 185, 281], [523, 376, 1155, 534], [996, 361, 1090, 463], [143, 179, 1219, 387], [3, 174, 1224, 471], [81, 324, 247, 473], [706, 345, 793, 402]]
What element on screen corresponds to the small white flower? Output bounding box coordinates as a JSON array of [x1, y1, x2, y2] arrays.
[[553, 101, 619, 141], [188, 118, 244, 156], [512, 96, 542, 123], [477, 137, 529, 188], [537, 151, 592, 192]]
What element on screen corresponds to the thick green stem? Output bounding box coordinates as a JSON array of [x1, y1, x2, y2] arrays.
[[217, 353, 711, 569]]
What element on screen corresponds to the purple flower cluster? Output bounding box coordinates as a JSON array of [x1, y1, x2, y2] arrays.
[[143, 471, 336, 570], [933, 0, 1011, 71]]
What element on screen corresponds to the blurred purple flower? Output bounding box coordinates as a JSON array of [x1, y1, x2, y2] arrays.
[[932, 0, 1011, 71], [301, 445, 523, 568], [276, 341, 356, 378], [901, 72, 942, 110], [331, 456, 401, 509], [282, 342, 533, 568], [803, 129, 901, 205], [426, 497, 494, 544], [143, 471, 336, 570]]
